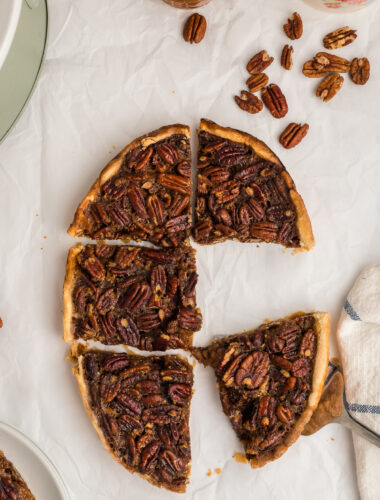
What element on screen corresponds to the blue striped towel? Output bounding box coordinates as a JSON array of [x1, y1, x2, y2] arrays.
[[337, 265, 380, 500]]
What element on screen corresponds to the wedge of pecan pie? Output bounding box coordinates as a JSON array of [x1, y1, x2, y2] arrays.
[[0, 450, 36, 499], [193, 119, 314, 249], [63, 243, 202, 351], [72, 345, 193, 492], [68, 125, 192, 248], [192, 312, 330, 468]]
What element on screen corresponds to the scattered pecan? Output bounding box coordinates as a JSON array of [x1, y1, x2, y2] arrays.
[[312, 52, 350, 73], [234, 91, 263, 114], [261, 84, 288, 119], [246, 50, 274, 75], [302, 60, 327, 78], [246, 73, 269, 93], [281, 45, 294, 70], [183, 13, 207, 44], [279, 123, 309, 149], [283, 12, 303, 40], [323, 27, 357, 50], [350, 57, 370, 85], [316, 73, 344, 102]]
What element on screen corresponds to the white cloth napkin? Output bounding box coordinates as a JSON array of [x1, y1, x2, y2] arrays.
[[336, 265, 380, 500]]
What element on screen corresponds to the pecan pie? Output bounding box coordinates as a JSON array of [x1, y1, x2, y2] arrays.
[[0, 450, 36, 499], [193, 119, 314, 249], [72, 345, 193, 492], [192, 311, 330, 468], [63, 243, 202, 351], [68, 125, 192, 248]]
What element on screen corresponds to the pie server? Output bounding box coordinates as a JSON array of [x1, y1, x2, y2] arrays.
[[303, 361, 380, 447]]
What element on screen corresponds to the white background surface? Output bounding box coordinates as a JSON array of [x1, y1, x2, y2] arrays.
[[1, 0, 380, 498]]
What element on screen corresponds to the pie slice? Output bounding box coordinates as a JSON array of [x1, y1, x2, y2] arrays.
[[192, 311, 330, 468], [68, 124, 192, 248], [63, 243, 202, 351], [72, 345, 193, 492], [0, 450, 36, 499], [193, 119, 314, 249]]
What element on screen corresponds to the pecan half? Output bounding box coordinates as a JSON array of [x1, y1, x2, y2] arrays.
[[246, 73, 268, 93], [279, 123, 309, 149], [281, 45, 293, 70], [246, 50, 274, 75], [350, 57, 370, 85], [261, 84, 288, 119], [251, 221, 278, 241], [235, 351, 269, 388], [313, 52, 350, 73], [316, 73, 344, 102], [128, 185, 148, 219], [183, 13, 207, 44], [158, 174, 191, 195], [156, 143, 178, 165], [283, 12, 303, 40], [323, 27, 357, 50], [147, 194, 165, 226], [302, 60, 327, 79], [83, 256, 105, 281], [135, 147, 153, 170], [234, 91, 263, 114]]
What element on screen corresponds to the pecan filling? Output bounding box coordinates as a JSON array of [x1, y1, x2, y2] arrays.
[[0, 450, 36, 499], [82, 134, 192, 248], [68, 244, 202, 351], [80, 350, 193, 492], [193, 130, 301, 247], [193, 314, 317, 461]]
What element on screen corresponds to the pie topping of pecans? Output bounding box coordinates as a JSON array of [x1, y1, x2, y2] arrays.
[[192, 312, 326, 465], [66, 244, 202, 351], [79, 350, 193, 492]]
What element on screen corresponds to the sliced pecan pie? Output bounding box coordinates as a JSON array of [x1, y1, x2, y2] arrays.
[[68, 125, 192, 248], [193, 119, 314, 249], [63, 243, 202, 351], [192, 312, 330, 468], [72, 345, 193, 492], [0, 450, 36, 499]]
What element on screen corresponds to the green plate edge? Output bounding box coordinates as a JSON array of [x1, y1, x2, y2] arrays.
[[0, 0, 48, 143]]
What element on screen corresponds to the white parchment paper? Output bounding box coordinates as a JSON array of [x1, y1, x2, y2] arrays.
[[2, 0, 380, 497]]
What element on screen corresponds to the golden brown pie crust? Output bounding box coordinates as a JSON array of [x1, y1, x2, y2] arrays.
[[199, 119, 315, 250], [67, 124, 190, 239]]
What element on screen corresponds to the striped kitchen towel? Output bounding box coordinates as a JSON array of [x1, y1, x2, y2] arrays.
[[337, 265, 380, 500]]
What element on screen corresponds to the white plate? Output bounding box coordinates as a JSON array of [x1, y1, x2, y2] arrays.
[[0, 0, 22, 70], [0, 422, 71, 500]]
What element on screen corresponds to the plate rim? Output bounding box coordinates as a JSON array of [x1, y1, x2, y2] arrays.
[[0, 420, 71, 500], [0, 0, 49, 144]]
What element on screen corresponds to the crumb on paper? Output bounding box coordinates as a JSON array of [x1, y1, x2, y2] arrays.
[[331, 437, 335, 441], [215, 468, 221, 475], [206, 468, 212, 477], [172, 90, 175, 94], [40, 248, 43, 250], [43, 235, 47, 239], [192, 360, 196, 367], [0, 317, 3, 328], [36, 213, 39, 216], [264, 318, 271, 323], [234, 452, 247, 464]]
